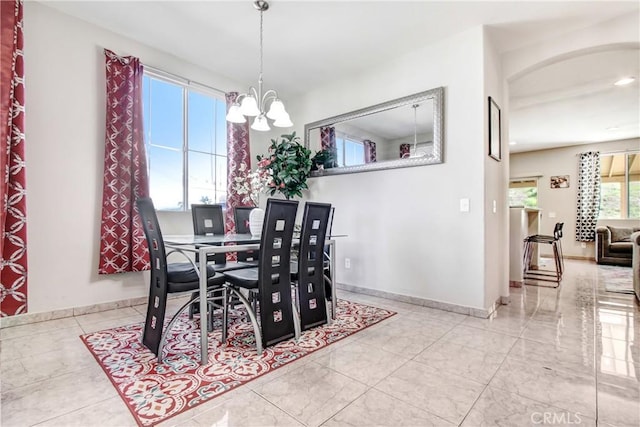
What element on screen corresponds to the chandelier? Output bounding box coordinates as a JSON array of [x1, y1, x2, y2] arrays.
[[226, 1, 292, 131]]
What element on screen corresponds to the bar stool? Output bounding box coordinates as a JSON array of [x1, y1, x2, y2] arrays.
[[523, 222, 564, 287]]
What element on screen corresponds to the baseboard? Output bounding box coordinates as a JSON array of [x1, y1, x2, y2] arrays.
[[540, 254, 595, 261], [566, 255, 595, 261], [0, 295, 150, 329], [336, 283, 493, 319]]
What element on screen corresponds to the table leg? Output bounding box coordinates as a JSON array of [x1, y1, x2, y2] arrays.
[[329, 240, 336, 320], [199, 249, 208, 365]]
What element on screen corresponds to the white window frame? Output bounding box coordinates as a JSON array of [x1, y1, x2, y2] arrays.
[[335, 131, 365, 167], [599, 151, 640, 219], [143, 69, 227, 211]]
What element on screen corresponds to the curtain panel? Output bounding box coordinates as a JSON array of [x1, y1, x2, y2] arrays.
[[98, 49, 150, 274], [363, 139, 377, 163], [399, 143, 410, 159], [224, 92, 252, 261], [0, 0, 27, 316], [320, 126, 338, 168], [576, 151, 601, 242]]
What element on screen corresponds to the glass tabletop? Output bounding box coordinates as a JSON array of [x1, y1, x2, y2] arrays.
[[163, 233, 259, 245]]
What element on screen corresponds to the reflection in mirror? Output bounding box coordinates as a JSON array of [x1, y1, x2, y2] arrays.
[[304, 87, 444, 176]]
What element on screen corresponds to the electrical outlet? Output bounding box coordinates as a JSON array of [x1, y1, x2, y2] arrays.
[[344, 258, 351, 269], [581, 242, 586, 248]]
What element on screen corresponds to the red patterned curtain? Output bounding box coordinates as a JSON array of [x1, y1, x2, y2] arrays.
[[399, 143, 410, 159], [363, 139, 377, 163], [320, 126, 338, 167], [224, 92, 252, 234], [98, 49, 149, 274], [0, 0, 27, 316]]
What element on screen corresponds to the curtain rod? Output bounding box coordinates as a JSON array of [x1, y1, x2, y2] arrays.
[[143, 64, 226, 97]]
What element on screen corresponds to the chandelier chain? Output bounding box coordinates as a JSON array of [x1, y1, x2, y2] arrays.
[[259, 7, 264, 80]]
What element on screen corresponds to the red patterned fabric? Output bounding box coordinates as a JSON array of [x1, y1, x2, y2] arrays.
[[320, 126, 338, 168], [224, 92, 252, 239], [0, 0, 27, 317], [400, 143, 411, 159], [363, 139, 377, 163], [98, 49, 149, 274], [81, 299, 396, 427]]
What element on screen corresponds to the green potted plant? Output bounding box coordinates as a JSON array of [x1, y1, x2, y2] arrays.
[[256, 132, 312, 199], [311, 148, 337, 171]]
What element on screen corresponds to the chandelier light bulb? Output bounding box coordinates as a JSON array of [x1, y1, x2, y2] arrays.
[[226, 104, 247, 123], [266, 99, 286, 120], [240, 95, 260, 116], [251, 114, 271, 131], [273, 111, 293, 128]]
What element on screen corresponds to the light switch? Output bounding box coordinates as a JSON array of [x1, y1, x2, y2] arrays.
[[549, 212, 556, 218], [492, 200, 497, 213], [460, 198, 470, 212]]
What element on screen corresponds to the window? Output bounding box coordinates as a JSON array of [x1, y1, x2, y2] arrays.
[[599, 152, 640, 219], [142, 73, 227, 211], [335, 133, 365, 167], [509, 178, 538, 208]]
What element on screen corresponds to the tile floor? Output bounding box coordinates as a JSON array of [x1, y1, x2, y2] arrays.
[[1, 259, 638, 426]]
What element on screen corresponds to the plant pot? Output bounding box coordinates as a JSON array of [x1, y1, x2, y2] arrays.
[[249, 208, 265, 237]]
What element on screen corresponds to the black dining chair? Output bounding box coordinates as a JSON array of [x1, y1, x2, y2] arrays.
[[222, 198, 299, 354], [189, 204, 255, 319], [191, 204, 254, 272], [323, 207, 335, 301], [291, 202, 332, 331], [137, 197, 226, 363], [234, 206, 260, 266]]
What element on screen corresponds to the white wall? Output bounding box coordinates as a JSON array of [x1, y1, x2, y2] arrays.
[[291, 27, 488, 310], [23, 2, 250, 313], [482, 28, 508, 308], [510, 138, 639, 259]]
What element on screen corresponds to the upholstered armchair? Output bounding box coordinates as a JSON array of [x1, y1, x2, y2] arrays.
[[596, 225, 640, 267]]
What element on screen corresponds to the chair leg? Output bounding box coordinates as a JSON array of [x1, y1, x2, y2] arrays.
[[158, 295, 200, 363], [291, 283, 301, 340], [226, 286, 263, 355], [323, 273, 334, 325], [222, 286, 229, 342]]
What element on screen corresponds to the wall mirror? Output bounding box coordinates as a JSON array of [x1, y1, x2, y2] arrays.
[[304, 87, 444, 176]]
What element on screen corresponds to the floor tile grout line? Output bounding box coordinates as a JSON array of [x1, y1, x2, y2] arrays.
[[28, 395, 128, 427], [367, 355, 460, 425], [457, 311, 525, 427]]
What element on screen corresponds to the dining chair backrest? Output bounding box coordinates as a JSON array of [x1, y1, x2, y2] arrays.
[[234, 206, 259, 262], [257, 198, 299, 347], [136, 197, 169, 355], [554, 222, 564, 240], [234, 206, 254, 234], [191, 204, 226, 264], [297, 202, 332, 331], [191, 204, 225, 235]]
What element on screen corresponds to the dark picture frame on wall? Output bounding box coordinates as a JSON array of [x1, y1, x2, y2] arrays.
[[488, 96, 501, 161]]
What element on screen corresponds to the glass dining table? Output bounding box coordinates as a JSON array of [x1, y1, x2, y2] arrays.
[[163, 233, 338, 365]]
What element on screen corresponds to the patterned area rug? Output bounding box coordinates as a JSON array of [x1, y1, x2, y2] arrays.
[[600, 265, 634, 294], [80, 299, 395, 427]]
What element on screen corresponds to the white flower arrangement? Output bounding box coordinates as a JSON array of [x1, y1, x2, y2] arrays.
[[233, 162, 273, 206]]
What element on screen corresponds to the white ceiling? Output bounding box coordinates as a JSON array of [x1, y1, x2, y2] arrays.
[[41, 1, 640, 153], [509, 47, 639, 153]]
